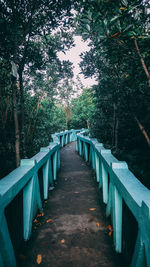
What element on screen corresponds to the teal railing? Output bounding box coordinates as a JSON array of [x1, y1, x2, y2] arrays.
[[76, 132, 150, 267], [0, 129, 82, 267]]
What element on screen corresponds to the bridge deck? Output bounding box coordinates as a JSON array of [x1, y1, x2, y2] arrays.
[[18, 142, 126, 267]]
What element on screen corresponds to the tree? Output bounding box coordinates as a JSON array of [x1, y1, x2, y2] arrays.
[[74, 0, 150, 186], [0, 0, 79, 167], [68, 87, 95, 129]]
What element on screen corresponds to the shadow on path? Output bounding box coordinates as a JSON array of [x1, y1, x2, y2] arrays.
[[18, 142, 128, 267]]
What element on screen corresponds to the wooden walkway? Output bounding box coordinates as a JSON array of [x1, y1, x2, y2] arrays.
[[17, 142, 127, 267]]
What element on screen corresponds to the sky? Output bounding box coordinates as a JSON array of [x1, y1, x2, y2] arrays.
[[57, 36, 97, 88]]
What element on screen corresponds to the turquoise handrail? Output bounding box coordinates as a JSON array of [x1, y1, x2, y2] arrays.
[[0, 129, 83, 267], [76, 131, 150, 267]]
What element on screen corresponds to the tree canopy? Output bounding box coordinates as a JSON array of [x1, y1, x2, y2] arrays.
[[0, 0, 150, 188]]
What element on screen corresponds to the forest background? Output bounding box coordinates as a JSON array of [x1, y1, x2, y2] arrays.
[[0, 0, 150, 188]]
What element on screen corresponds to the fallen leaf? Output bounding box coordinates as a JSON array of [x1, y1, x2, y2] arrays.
[[46, 219, 52, 223], [19, 254, 26, 260], [89, 208, 96, 211], [109, 231, 112, 237], [37, 212, 44, 217], [61, 239, 65, 244], [33, 219, 38, 223], [107, 225, 113, 237], [73, 191, 79, 194], [37, 254, 42, 264], [96, 222, 100, 228], [107, 225, 112, 231]]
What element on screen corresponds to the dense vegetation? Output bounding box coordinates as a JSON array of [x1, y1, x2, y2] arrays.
[[0, 0, 150, 188], [76, 0, 150, 187]]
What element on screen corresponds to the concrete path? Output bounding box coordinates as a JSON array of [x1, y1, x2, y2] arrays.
[[18, 142, 127, 267]]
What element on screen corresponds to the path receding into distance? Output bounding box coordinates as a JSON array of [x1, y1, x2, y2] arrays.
[[18, 142, 128, 267]]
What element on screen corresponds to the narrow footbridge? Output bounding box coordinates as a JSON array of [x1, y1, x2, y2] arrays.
[[0, 130, 150, 267]]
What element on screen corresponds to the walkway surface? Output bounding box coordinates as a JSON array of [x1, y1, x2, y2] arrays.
[[18, 142, 126, 267]]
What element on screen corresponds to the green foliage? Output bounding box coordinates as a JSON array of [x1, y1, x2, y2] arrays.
[[75, 0, 150, 187], [0, 0, 79, 176], [68, 88, 95, 129], [25, 96, 66, 157]]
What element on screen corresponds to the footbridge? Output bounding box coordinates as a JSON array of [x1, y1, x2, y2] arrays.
[[0, 129, 150, 267]]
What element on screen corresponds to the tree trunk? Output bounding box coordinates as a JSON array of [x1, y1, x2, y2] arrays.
[[4, 95, 10, 126], [12, 77, 20, 167], [28, 94, 44, 142], [115, 118, 119, 150], [0, 96, 10, 128], [134, 116, 150, 147], [19, 70, 26, 157], [87, 119, 90, 129], [134, 39, 150, 87], [112, 103, 116, 146]]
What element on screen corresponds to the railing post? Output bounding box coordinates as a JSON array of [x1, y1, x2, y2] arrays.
[[106, 181, 113, 217], [53, 151, 57, 181], [131, 231, 146, 267], [0, 210, 16, 267], [79, 139, 82, 156], [57, 148, 60, 170], [101, 162, 108, 204], [42, 159, 49, 200], [40, 148, 51, 200], [92, 147, 96, 170], [111, 162, 128, 253], [84, 142, 88, 162], [21, 159, 42, 241], [95, 152, 100, 183], [112, 185, 122, 253], [62, 135, 65, 147]]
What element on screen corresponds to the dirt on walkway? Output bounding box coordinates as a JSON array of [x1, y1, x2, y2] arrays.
[[17, 142, 127, 267]]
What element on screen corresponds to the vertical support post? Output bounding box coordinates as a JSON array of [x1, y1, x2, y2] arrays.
[[95, 152, 100, 182], [76, 138, 78, 151], [89, 145, 92, 164], [57, 148, 60, 170], [112, 185, 122, 253], [101, 162, 108, 204], [62, 135, 65, 147], [23, 175, 34, 240], [84, 142, 88, 162], [91, 147, 96, 171], [49, 155, 53, 186], [53, 151, 57, 181], [131, 231, 146, 267], [111, 162, 128, 253], [99, 159, 103, 188], [42, 159, 49, 200], [0, 211, 16, 267], [79, 140, 82, 156], [21, 159, 42, 241], [106, 181, 113, 217]]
